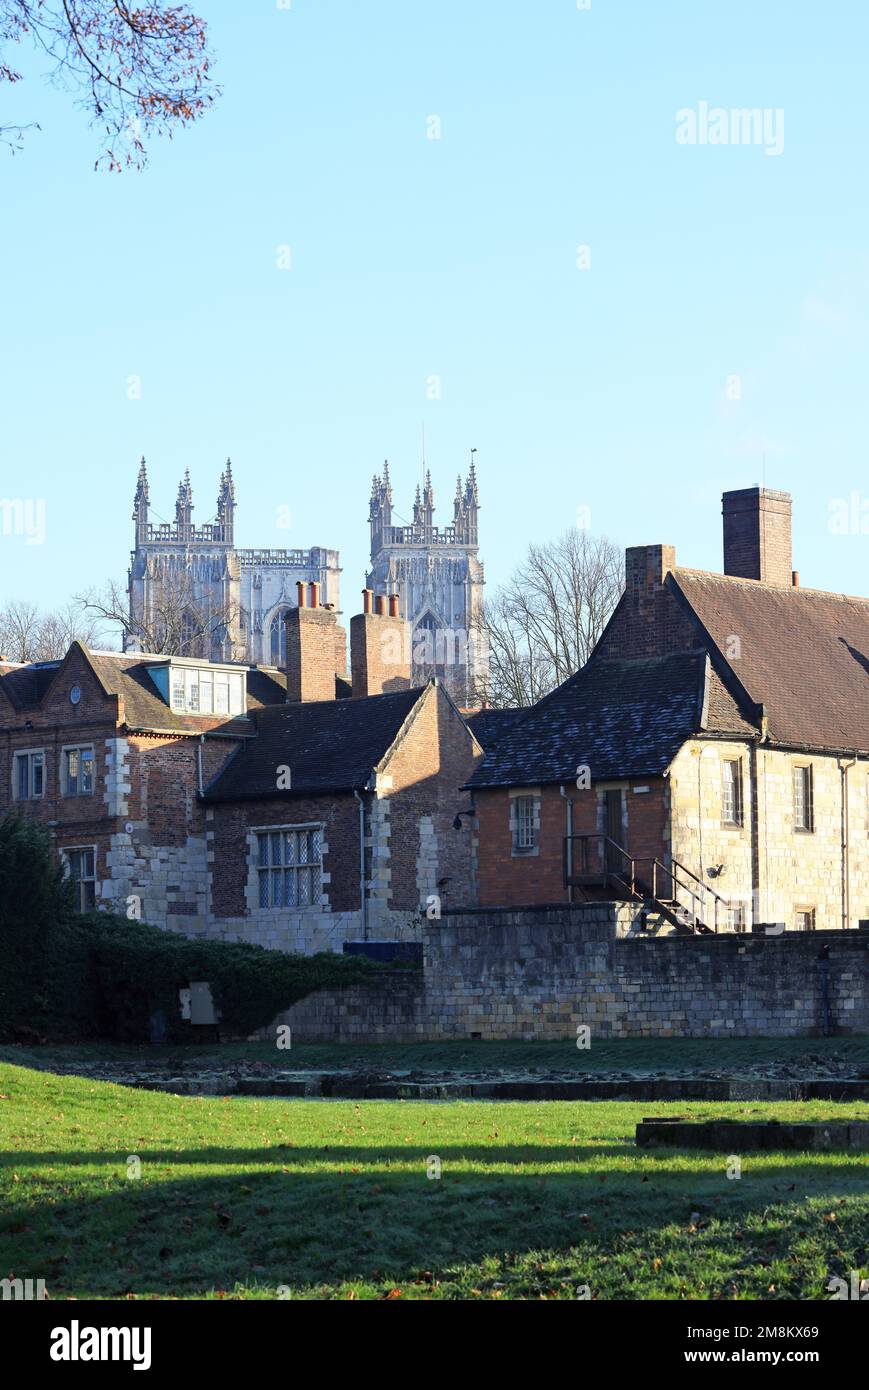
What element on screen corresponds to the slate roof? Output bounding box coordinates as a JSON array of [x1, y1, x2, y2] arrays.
[[202, 685, 427, 801], [464, 706, 527, 750], [0, 648, 279, 735], [85, 652, 252, 735], [0, 661, 60, 710], [467, 651, 754, 790], [671, 570, 869, 752]]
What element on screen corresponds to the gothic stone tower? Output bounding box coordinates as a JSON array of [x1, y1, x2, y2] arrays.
[[127, 459, 341, 664], [365, 459, 486, 706]]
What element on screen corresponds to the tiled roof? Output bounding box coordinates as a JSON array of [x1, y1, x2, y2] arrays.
[[672, 571, 869, 752], [85, 653, 251, 735], [464, 706, 527, 749], [0, 662, 60, 710], [468, 651, 748, 789], [202, 686, 427, 801]]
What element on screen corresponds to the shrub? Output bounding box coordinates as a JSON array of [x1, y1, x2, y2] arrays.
[[0, 812, 399, 1043]]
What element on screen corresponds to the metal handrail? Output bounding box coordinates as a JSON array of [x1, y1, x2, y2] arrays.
[[564, 833, 730, 933]]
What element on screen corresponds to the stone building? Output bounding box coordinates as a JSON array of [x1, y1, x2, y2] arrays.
[[468, 486, 869, 932], [0, 586, 482, 953], [365, 460, 486, 706], [127, 458, 341, 666]]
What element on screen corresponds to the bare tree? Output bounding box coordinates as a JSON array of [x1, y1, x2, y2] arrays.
[[77, 575, 240, 658], [471, 528, 623, 708], [0, 599, 105, 661], [0, 0, 216, 167]]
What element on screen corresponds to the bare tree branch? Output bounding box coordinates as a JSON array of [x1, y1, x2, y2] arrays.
[[0, 0, 217, 168], [470, 528, 623, 708]]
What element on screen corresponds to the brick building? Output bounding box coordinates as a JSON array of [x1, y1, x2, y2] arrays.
[[0, 586, 482, 953], [468, 486, 869, 932]]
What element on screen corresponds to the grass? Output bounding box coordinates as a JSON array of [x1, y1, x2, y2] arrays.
[[2, 1035, 869, 1075], [1, 1061, 868, 1300]]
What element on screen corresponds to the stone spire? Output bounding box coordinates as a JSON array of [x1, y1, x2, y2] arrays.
[[217, 458, 236, 543], [133, 457, 150, 542], [175, 468, 194, 533]]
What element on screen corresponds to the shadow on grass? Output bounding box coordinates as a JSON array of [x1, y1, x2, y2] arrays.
[[2, 1147, 868, 1299]]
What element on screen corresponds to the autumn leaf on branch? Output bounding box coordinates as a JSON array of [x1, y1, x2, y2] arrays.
[[0, 0, 218, 167]]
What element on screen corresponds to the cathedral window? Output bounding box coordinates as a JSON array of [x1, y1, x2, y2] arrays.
[[270, 608, 290, 665]]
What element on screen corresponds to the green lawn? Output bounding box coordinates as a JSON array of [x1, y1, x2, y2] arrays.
[[3, 1035, 869, 1076], [1, 1062, 867, 1300]]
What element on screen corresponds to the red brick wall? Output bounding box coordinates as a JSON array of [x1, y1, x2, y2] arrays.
[[209, 793, 362, 917], [474, 779, 670, 907], [350, 612, 411, 697], [381, 684, 482, 911], [597, 547, 698, 660], [0, 649, 120, 886], [285, 607, 342, 703]]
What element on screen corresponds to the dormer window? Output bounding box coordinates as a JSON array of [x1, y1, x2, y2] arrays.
[[166, 662, 245, 716]]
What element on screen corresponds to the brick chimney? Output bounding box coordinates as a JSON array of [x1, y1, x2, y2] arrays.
[[285, 584, 346, 703], [350, 590, 411, 698], [722, 487, 793, 587]]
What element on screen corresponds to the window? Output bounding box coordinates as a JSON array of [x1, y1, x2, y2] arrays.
[[795, 907, 816, 932], [270, 609, 290, 665], [722, 759, 743, 826], [64, 847, 96, 913], [793, 764, 814, 831], [167, 665, 245, 716], [256, 828, 323, 909], [727, 903, 747, 933], [512, 796, 537, 853], [13, 750, 45, 800], [63, 746, 94, 796]]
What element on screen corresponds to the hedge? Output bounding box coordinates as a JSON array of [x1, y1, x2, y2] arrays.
[[0, 813, 401, 1043]]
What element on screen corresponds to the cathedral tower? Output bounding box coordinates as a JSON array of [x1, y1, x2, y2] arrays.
[[127, 460, 340, 664], [366, 455, 486, 706]]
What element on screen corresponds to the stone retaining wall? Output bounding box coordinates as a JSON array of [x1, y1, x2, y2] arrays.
[[274, 907, 869, 1042]]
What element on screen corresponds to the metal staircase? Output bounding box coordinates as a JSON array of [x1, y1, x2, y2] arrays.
[[563, 834, 728, 935]]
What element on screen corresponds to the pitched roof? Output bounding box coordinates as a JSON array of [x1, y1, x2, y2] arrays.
[[202, 685, 428, 801], [468, 651, 752, 789], [0, 661, 60, 710], [464, 706, 527, 750], [671, 570, 869, 752], [84, 652, 252, 735]]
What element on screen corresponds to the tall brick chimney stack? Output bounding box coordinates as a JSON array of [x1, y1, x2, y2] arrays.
[[284, 584, 346, 703], [722, 487, 794, 587], [350, 590, 412, 698]]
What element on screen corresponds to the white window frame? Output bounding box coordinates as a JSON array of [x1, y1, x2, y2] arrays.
[[254, 825, 324, 910], [722, 758, 743, 826], [511, 794, 538, 854], [793, 763, 814, 833], [13, 748, 45, 801], [61, 744, 95, 797], [61, 845, 97, 913], [795, 906, 816, 932]]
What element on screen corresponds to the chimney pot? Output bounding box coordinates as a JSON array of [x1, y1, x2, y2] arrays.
[[375, 594, 387, 616], [792, 570, 799, 588], [296, 580, 307, 608], [388, 593, 400, 618], [362, 588, 373, 614], [309, 581, 321, 608]]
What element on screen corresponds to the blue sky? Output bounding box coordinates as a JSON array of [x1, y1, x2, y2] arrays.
[[2, 0, 869, 626]]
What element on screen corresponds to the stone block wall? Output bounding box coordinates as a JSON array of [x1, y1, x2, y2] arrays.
[[275, 907, 869, 1042]]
